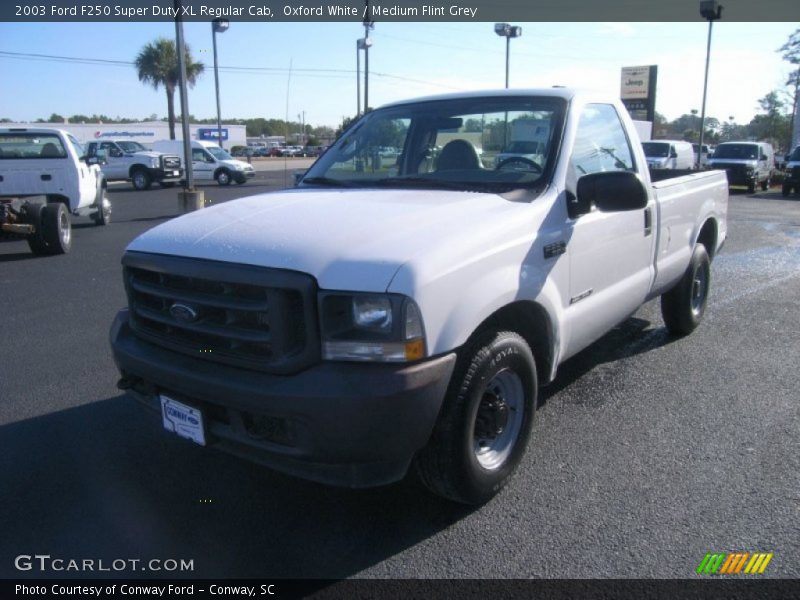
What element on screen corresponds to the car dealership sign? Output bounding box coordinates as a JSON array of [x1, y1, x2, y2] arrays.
[[621, 65, 658, 123]]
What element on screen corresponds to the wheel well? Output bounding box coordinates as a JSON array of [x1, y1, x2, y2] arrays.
[[46, 194, 69, 207], [468, 301, 556, 385], [696, 218, 718, 260], [129, 165, 148, 178]]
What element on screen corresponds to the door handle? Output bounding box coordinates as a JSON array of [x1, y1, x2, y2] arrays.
[[644, 207, 652, 236]]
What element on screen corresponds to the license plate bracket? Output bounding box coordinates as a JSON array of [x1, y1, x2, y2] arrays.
[[160, 395, 206, 446]]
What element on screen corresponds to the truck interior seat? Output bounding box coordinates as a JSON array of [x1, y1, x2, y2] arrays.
[[40, 143, 62, 158], [437, 139, 481, 171]]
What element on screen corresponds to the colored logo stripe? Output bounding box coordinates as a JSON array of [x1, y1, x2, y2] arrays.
[[697, 552, 773, 575]]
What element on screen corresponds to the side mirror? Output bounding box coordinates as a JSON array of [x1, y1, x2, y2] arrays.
[[670, 150, 678, 158], [293, 169, 307, 186], [574, 171, 648, 215], [109, 148, 123, 158]]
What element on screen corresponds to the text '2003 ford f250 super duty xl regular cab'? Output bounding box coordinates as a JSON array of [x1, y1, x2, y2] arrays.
[[110, 89, 728, 504]]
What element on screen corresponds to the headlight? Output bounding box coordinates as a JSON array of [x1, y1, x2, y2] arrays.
[[319, 292, 426, 362], [150, 158, 160, 168]]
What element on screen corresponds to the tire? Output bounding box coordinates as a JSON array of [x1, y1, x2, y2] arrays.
[[783, 184, 791, 197], [40, 202, 72, 255], [24, 202, 49, 255], [661, 244, 711, 336], [131, 169, 152, 191], [747, 180, 756, 194], [215, 170, 232, 186], [760, 177, 770, 191], [414, 330, 537, 504], [92, 191, 111, 226]]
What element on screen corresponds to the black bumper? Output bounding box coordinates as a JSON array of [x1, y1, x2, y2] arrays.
[[110, 310, 456, 488], [148, 167, 184, 182]]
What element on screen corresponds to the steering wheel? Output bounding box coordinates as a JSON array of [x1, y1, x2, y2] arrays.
[[496, 157, 543, 173]]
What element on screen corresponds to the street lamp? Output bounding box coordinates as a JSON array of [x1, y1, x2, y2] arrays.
[[494, 23, 522, 89], [211, 18, 229, 149], [697, 0, 722, 168], [362, 2, 374, 112]]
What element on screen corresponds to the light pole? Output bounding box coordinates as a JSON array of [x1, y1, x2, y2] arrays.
[[697, 1, 723, 168], [494, 23, 522, 89], [356, 37, 372, 116], [212, 18, 229, 149], [363, 2, 374, 112]]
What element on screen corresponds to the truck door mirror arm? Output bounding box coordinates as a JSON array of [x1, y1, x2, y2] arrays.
[[575, 171, 648, 213]]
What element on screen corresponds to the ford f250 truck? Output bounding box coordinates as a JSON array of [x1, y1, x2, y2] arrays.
[[1, 127, 111, 255], [110, 89, 728, 504], [84, 139, 183, 191]]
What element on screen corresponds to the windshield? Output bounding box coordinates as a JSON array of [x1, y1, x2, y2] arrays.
[[303, 96, 566, 192], [207, 146, 233, 161], [117, 141, 147, 153], [642, 142, 670, 158], [789, 147, 800, 161], [713, 144, 758, 159], [0, 133, 67, 159]]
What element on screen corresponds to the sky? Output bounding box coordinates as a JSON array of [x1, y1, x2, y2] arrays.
[[0, 21, 797, 129]]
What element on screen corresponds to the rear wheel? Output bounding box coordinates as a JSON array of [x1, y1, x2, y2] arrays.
[[760, 177, 770, 191], [414, 330, 537, 504], [40, 202, 72, 254], [661, 244, 710, 336], [24, 202, 49, 255]]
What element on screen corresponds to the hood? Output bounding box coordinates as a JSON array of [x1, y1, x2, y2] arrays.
[[224, 158, 253, 169], [126, 188, 528, 292], [131, 150, 169, 159]]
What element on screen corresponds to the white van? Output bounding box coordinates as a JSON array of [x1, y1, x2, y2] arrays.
[[641, 140, 695, 170], [152, 140, 254, 186], [707, 141, 774, 193]]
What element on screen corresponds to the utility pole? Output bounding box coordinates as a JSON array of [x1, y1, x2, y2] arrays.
[[363, 0, 373, 112], [697, 1, 723, 168]]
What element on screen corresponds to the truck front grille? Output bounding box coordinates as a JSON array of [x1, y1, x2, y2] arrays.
[[162, 155, 181, 170], [123, 253, 319, 374]]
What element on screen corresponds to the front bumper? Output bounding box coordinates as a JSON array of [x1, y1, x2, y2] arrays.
[[110, 309, 455, 488], [148, 167, 184, 182], [235, 170, 256, 182]]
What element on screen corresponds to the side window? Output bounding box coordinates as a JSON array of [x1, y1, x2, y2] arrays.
[[86, 142, 97, 157], [192, 148, 209, 162], [570, 104, 635, 179]]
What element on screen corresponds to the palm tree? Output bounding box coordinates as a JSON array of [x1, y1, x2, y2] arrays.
[[134, 38, 204, 139]]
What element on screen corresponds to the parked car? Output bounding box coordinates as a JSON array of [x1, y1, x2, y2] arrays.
[[111, 88, 728, 504], [0, 127, 110, 254], [707, 141, 774, 193], [152, 140, 255, 186], [782, 145, 800, 197], [85, 139, 183, 191], [231, 146, 254, 158], [643, 140, 695, 170]]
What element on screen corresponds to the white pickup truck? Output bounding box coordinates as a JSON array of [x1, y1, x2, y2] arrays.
[[0, 127, 111, 255], [84, 139, 183, 191], [110, 89, 728, 504]]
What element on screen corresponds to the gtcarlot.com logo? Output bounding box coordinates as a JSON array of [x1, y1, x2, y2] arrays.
[[14, 554, 194, 573]]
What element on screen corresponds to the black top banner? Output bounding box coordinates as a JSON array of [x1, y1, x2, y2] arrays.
[[3, 0, 800, 22]]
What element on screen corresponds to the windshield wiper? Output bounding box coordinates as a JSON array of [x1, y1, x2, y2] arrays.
[[300, 176, 354, 187]]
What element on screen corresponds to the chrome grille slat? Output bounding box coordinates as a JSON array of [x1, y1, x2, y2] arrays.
[[122, 255, 319, 374]]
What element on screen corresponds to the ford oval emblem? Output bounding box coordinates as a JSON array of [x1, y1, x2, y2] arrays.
[[169, 302, 199, 323]]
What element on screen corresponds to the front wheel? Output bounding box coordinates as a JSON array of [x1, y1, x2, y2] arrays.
[[414, 330, 537, 504], [661, 243, 711, 336], [760, 177, 770, 191], [782, 184, 792, 197], [92, 193, 111, 226], [131, 169, 152, 191]]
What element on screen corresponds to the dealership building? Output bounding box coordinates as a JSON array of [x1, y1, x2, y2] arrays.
[[4, 121, 248, 148]]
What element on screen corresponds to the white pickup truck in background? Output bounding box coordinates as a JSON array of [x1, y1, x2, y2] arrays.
[[0, 127, 111, 255], [84, 139, 183, 191], [110, 89, 728, 504]]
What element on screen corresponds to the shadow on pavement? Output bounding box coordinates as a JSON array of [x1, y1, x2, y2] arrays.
[[0, 393, 474, 579]]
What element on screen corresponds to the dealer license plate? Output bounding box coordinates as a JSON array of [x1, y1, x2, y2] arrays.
[[160, 395, 206, 446], [172, 170, 180, 176]]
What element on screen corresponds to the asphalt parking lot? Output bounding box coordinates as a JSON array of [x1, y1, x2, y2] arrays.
[[0, 177, 798, 579]]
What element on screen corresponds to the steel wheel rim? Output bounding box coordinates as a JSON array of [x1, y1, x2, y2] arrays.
[[60, 210, 71, 245], [134, 173, 145, 188], [691, 263, 707, 316], [473, 368, 525, 470]]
